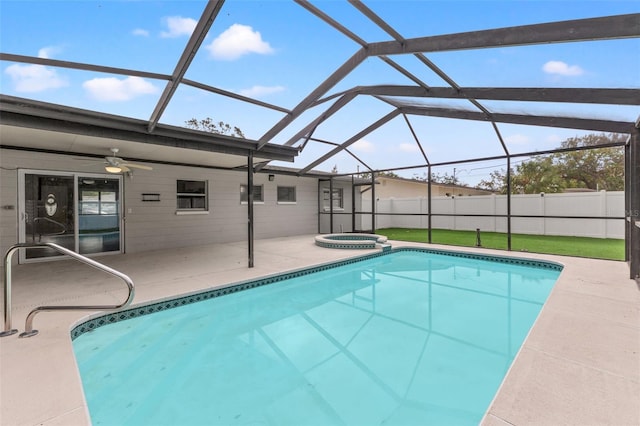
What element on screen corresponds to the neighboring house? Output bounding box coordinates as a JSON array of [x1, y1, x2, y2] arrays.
[[360, 175, 494, 200]]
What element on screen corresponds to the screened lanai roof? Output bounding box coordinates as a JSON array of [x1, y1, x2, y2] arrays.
[[0, 1, 638, 178]]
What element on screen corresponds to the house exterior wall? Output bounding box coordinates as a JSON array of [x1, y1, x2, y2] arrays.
[[361, 177, 493, 200], [0, 148, 319, 261]]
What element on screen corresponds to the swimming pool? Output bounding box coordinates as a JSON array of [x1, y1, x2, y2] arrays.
[[72, 248, 562, 425]]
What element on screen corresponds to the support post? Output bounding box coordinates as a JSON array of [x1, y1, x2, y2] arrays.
[[247, 152, 254, 268], [507, 156, 512, 251], [371, 171, 376, 233], [317, 179, 322, 233], [428, 166, 432, 243], [329, 177, 334, 233], [352, 175, 356, 232], [628, 127, 640, 280], [491, 122, 511, 251], [625, 139, 631, 263]]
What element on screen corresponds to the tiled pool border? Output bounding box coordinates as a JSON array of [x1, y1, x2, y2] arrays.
[[70, 247, 563, 340]]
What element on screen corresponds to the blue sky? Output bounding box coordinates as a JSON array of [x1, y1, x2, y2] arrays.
[[1, 1, 638, 184]]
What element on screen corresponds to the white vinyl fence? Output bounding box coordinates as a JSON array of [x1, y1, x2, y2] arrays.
[[363, 191, 624, 239]]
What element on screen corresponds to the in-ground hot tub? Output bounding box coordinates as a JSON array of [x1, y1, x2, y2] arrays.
[[314, 233, 391, 251]]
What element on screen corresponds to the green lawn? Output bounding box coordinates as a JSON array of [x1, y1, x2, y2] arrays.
[[377, 228, 625, 261]]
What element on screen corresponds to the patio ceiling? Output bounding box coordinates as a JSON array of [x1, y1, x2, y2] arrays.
[[0, 1, 638, 175]]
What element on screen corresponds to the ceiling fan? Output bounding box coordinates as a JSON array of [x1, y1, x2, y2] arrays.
[[103, 148, 153, 173]]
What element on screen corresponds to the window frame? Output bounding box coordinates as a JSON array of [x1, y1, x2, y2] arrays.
[[79, 189, 118, 216], [240, 184, 264, 204], [277, 185, 296, 204], [322, 187, 344, 211], [176, 179, 208, 214]]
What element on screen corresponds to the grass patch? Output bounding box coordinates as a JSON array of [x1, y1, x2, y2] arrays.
[[377, 228, 625, 261]]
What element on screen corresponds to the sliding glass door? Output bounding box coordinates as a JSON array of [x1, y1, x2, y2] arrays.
[[78, 176, 121, 255], [19, 170, 122, 261]]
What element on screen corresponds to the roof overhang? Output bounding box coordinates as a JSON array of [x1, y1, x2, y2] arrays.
[[0, 95, 299, 169]]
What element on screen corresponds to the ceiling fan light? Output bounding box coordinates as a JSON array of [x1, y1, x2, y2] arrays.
[[105, 166, 122, 173]]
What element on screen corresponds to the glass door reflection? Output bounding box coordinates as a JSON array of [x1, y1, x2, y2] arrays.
[[24, 173, 75, 259]]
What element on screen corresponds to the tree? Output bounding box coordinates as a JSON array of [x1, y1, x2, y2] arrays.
[[477, 170, 508, 194], [477, 158, 566, 194], [185, 117, 245, 138], [510, 156, 565, 194], [432, 172, 460, 186], [477, 133, 625, 194], [410, 171, 461, 185], [555, 133, 625, 191], [359, 170, 400, 179]]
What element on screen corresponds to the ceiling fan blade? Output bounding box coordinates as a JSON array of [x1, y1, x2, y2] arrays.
[[120, 165, 131, 173], [123, 163, 153, 170]]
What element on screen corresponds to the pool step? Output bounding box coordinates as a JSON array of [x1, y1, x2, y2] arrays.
[[377, 243, 392, 252]]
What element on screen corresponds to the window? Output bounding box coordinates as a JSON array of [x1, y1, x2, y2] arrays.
[[277, 186, 296, 203], [177, 180, 207, 211], [240, 184, 263, 203], [79, 190, 117, 215], [323, 188, 343, 210]]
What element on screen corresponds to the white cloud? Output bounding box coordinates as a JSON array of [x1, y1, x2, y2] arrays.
[[160, 16, 197, 38], [37, 46, 62, 59], [5, 63, 68, 92], [352, 139, 375, 153], [505, 134, 530, 145], [4, 45, 68, 92], [132, 28, 150, 37], [398, 143, 420, 153], [239, 85, 285, 97], [206, 24, 274, 60], [542, 60, 584, 76], [82, 76, 158, 101]]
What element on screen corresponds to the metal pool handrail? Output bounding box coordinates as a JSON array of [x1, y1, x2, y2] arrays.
[[1, 242, 135, 338]]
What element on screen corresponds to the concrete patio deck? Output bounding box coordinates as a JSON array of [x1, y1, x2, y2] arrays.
[[1, 235, 638, 425]]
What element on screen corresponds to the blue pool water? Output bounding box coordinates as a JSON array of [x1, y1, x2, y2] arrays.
[[73, 249, 561, 425]]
